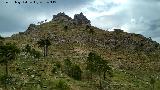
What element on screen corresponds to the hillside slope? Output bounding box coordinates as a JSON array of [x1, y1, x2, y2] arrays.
[[1, 12, 160, 90]]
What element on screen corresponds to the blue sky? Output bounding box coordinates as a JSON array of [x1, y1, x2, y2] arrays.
[[0, 0, 160, 43]]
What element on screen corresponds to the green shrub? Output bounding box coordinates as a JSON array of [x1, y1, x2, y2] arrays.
[[55, 79, 70, 90], [63, 59, 82, 80], [30, 49, 41, 59], [0, 75, 14, 87], [63, 59, 72, 75], [70, 65, 82, 80], [52, 62, 61, 74], [0, 75, 6, 85]]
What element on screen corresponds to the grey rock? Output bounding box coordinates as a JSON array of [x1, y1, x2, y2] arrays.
[[52, 12, 72, 21], [73, 12, 91, 26]]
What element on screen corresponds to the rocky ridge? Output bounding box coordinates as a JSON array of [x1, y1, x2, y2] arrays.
[[13, 12, 160, 54], [52, 12, 91, 26]]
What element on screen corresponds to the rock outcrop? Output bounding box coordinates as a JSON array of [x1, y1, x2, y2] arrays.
[[73, 12, 91, 26], [52, 12, 91, 26], [25, 24, 37, 34], [52, 12, 72, 22]]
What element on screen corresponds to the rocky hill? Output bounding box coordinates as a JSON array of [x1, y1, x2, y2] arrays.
[[1, 12, 160, 90]]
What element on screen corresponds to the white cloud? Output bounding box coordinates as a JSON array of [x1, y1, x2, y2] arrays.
[[77, 0, 160, 43], [113, 0, 128, 4]]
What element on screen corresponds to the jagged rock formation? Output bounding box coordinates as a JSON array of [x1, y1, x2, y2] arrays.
[[52, 12, 91, 26], [52, 12, 72, 22], [73, 12, 91, 26], [25, 24, 37, 34]]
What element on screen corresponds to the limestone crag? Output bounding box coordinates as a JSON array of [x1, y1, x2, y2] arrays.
[[52, 12, 72, 22], [25, 24, 37, 34], [52, 12, 91, 26], [73, 12, 91, 26]]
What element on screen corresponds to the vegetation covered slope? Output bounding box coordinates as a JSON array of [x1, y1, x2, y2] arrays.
[[0, 12, 160, 90]]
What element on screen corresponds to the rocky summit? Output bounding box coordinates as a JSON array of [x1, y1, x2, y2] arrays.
[[52, 12, 91, 26], [73, 12, 91, 26], [52, 12, 72, 22], [1, 12, 160, 90]]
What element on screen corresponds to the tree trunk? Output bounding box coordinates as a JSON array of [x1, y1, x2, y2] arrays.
[[103, 71, 107, 80], [46, 46, 48, 56], [152, 84, 154, 90], [5, 60, 8, 90], [5, 60, 8, 77], [90, 72, 92, 80], [43, 45, 46, 57], [99, 72, 102, 89]]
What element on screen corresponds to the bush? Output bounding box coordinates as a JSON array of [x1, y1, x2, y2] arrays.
[[30, 49, 41, 59], [52, 62, 61, 74], [63, 59, 72, 75], [70, 65, 82, 80], [63, 59, 82, 80], [0, 75, 14, 86], [55, 79, 70, 90], [64, 26, 68, 31], [0, 75, 7, 85]]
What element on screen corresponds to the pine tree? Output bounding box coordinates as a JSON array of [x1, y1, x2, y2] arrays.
[[0, 43, 19, 89], [86, 52, 112, 88], [37, 38, 51, 57]]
